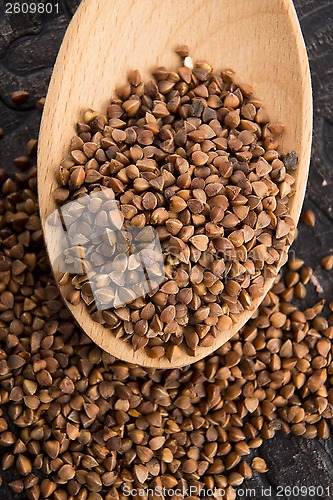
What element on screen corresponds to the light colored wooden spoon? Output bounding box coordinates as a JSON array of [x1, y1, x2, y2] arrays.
[[38, 0, 312, 368]]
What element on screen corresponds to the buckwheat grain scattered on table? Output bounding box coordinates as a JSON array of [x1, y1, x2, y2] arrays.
[[0, 129, 332, 499]]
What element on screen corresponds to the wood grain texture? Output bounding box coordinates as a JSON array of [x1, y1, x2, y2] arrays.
[[37, 0, 312, 368]]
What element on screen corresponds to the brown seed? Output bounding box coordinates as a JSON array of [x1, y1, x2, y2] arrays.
[[238, 461, 253, 479], [149, 436, 166, 450], [8, 354, 26, 370], [13, 155, 31, 169], [133, 177, 150, 192], [44, 441, 60, 459], [225, 451, 241, 470], [182, 458, 198, 473], [122, 99, 141, 116], [288, 257, 304, 271], [142, 192, 157, 210], [11, 260, 26, 276], [228, 472, 244, 487], [137, 129, 154, 145], [1, 291, 14, 308], [192, 151, 209, 166], [153, 102, 170, 118], [178, 66, 192, 84], [317, 420, 330, 439], [71, 149, 87, 164], [169, 195, 187, 213], [244, 397, 259, 413], [301, 209, 315, 227], [176, 45, 190, 57], [40, 479, 57, 497], [160, 280, 179, 294], [188, 198, 205, 214], [70, 166, 85, 187], [8, 480, 24, 494], [150, 207, 169, 224], [128, 69, 141, 86], [67, 290, 81, 306], [270, 312, 287, 328], [16, 454, 32, 476], [133, 464, 148, 483], [251, 457, 268, 473], [224, 93, 240, 109], [252, 181, 269, 198], [160, 305, 176, 323], [190, 234, 209, 251], [308, 369, 326, 393], [136, 446, 154, 463], [166, 218, 183, 235], [217, 315, 233, 331], [300, 266, 313, 285], [161, 448, 173, 463], [225, 109, 240, 129], [58, 464, 75, 481], [321, 254, 333, 271], [11, 90, 29, 105]]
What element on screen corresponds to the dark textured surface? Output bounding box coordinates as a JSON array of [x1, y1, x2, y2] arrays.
[[0, 0, 333, 498]]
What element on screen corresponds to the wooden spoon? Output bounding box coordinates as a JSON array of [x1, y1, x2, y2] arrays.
[[38, 0, 312, 368]]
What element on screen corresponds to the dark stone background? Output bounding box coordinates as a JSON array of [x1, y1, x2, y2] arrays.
[[0, 0, 333, 498]]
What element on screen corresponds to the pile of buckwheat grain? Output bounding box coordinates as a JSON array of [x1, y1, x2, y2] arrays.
[[0, 123, 333, 499], [54, 47, 297, 359]]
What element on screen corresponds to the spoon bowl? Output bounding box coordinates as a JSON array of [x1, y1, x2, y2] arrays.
[[38, 0, 312, 368]]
